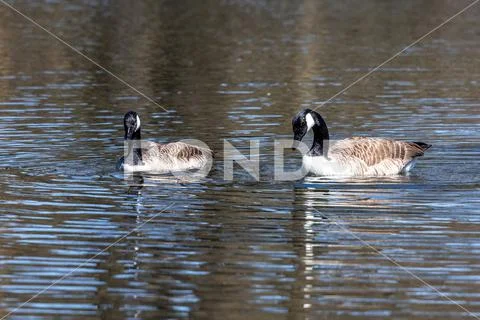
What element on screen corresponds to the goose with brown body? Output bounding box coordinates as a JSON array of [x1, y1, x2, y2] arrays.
[[117, 111, 213, 172], [292, 109, 431, 176]]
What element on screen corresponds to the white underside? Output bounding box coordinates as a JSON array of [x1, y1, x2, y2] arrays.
[[123, 157, 209, 173], [303, 155, 416, 177]]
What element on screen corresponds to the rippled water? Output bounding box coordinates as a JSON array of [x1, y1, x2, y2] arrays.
[[1, 0, 480, 319]]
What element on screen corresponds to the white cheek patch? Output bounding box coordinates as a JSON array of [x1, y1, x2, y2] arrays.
[[306, 113, 315, 131], [135, 115, 141, 131]]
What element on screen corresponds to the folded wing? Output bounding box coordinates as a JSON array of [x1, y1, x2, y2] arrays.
[[157, 142, 213, 161], [140, 141, 213, 165], [331, 137, 431, 166]]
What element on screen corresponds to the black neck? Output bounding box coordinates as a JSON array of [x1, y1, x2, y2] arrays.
[[308, 113, 330, 157], [126, 129, 142, 162]]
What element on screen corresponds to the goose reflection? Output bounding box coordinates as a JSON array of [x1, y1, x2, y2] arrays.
[[126, 173, 145, 194], [288, 174, 418, 312], [298, 175, 412, 210], [123, 171, 210, 191]]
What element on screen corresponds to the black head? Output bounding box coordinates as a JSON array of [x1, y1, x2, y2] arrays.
[[291, 109, 329, 151], [124, 111, 141, 140], [292, 108, 313, 143]]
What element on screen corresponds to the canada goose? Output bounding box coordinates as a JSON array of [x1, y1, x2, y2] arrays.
[[116, 111, 213, 172], [292, 109, 431, 176]]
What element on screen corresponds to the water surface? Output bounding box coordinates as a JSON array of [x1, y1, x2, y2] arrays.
[[1, 0, 480, 319]]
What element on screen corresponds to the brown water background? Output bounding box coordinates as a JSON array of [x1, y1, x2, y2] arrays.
[[0, 0, 479, 319]]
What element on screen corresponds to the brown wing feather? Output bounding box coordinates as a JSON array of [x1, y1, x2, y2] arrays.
[[156, 142, 213, 161], [331, 137, 430, 166]]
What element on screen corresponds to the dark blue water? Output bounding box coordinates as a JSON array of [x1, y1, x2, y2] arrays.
[[0, 0, 479, 319]]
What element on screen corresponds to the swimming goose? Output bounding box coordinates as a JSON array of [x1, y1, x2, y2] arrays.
[[116, 111, 213, 172], [292, 109, 431, 176]]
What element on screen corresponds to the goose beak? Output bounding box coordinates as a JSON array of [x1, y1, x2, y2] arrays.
[[292, 139, 300, 150], [292, 132, 305, 150]]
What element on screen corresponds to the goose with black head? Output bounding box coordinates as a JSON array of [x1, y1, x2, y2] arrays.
[[292, 109, 431, 176], [117, 111, 213, 172]]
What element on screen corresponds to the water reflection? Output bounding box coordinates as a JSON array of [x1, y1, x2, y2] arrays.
[[1, 0, 480, 318]]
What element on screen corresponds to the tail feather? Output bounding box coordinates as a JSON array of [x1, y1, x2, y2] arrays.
[[412, 141, 432, 151], [407, 141, 432, 158]]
